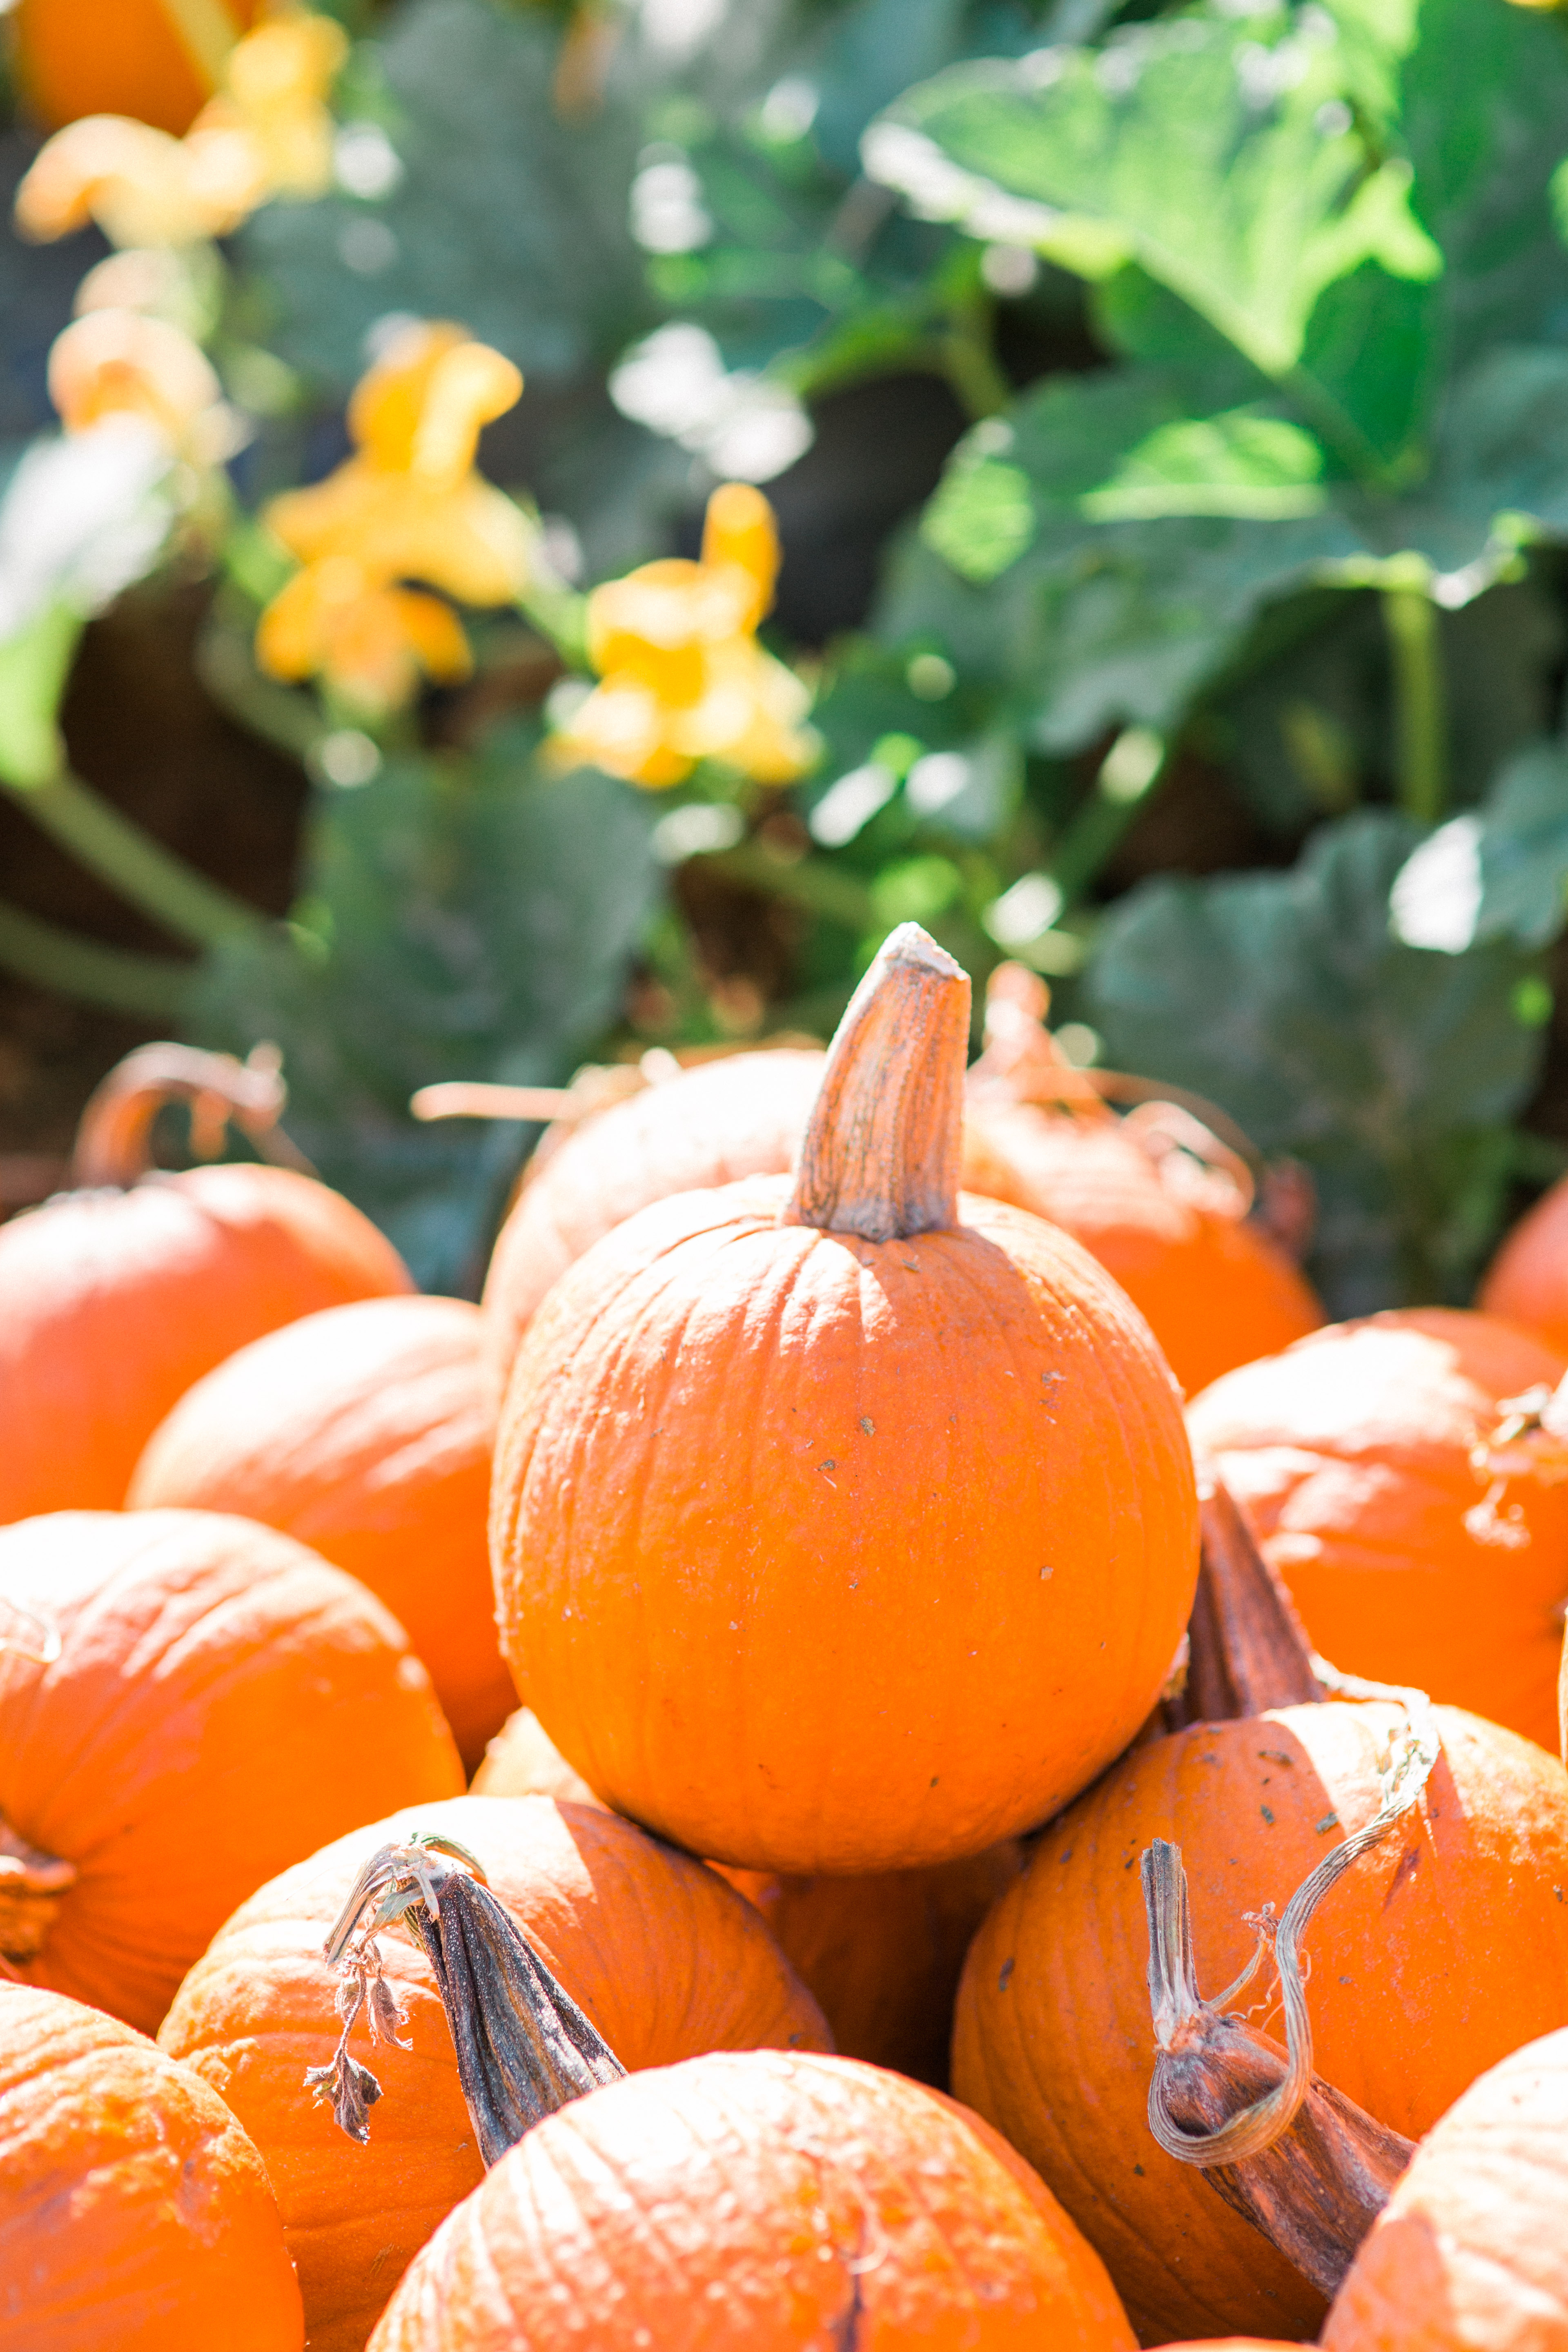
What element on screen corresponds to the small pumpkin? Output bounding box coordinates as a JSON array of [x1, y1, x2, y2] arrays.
[[1479, 1166, 1568, 1356], [479, 1045, 826, 1400], [0, 1508, 463, 2034], [0, 1045, 411, 1524], [364, 2048, 1138, 2352], [159, 1793, 830, 2352], [12, 0, 261, 135], [1187, 1306, 1568, 1747], [470, 1704, 601, 1806], [127, 1295, 511, 1771], [491, 925, 1199, 1875], [951, 1486, 1568, 2344], [1322, 2025, 1568, 2352], [0, 1982, 303, 2352], [966, 964, 1324, 1396]]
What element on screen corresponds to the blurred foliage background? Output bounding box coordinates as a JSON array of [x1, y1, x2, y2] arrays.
[[4, 0, 1568, 1306]]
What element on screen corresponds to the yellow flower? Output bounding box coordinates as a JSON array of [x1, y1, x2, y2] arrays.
[[254, 321, 528, 709], [256, 556, 472, 714], [14, 9, 345, 248], [553, 483, 815, 788], [47, 307, 239, 464]]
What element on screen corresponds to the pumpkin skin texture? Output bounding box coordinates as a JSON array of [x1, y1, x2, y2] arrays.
[[1187, 1308, 1568, 1749], [13, 0, 261, 134], [0, 1162, 412, 1523], [0, 1983, 303, 2352], [716, 1843, 1025, 2087], [951, 1697, 1568, 2346], [364, 2049, 1138, 2352], [967, 1103, 1323, 1398], [127, 1295, 510, 1771], [1479, 1170, 1568, 1356], [0, 1508, 463, 2035], [480, 1047, 826, 1399], [1322, 2025, 1568, 2352], [160, 1793, 831, 2352], [492, 1178, 1199, 1874]]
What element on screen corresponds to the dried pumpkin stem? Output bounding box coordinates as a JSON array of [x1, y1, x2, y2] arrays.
[[788, 922, 968, 1242], [71, 1042, 314, 1189], [1146, 1676, 1439, 2169], [0, 1817, 76, 1964], [310, 1833, 624, 2164], [1164, 1474, 1325, 1730], [1142, 1841, 1413, 2296]]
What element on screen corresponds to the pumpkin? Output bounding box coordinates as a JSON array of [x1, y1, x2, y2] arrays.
[[1322, 2025, 1568, 2352], [127, 1295, 511, 1772], [0, 1507, 463, 2035], [952, 1659, 1568, 2339], [160, 1792, 831, 2352], [1479, 1167, 1568, 1355], [491, 924, 1199, 1875], [715, 1846, 1024, 2088], [470, 1705, 601, 1806], [1187, 1306, 1568, 1748], [479, 1045, 826, 1400], [0, 1983, 303, 2351], [0, 1045, 411, 1524], [364, 2048, 1138, 2352], [12, 0, 261, 135], [965, 965, 1323, 1396]]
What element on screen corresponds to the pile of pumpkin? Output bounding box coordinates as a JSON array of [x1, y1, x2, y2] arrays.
[[4, 927, 1568, 2352]]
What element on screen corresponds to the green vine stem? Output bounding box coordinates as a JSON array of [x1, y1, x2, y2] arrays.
[[5, 771, 263, 951], [1049, 725, 1168, 905], [1382, 579, 1447, 825], [0, 897, 192, 1019]]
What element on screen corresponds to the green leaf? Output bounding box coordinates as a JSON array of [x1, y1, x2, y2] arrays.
[[922, 454, 1037, 580], [871, 13, 1439, 385], [1391, 738, 1568, 955], [1082, 810, 1545, 1313], [189, 735, 661, 1290], [1078, 410, 1326, 523]]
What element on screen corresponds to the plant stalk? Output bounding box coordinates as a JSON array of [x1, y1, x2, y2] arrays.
[[0, 898, 193, 1019], [4, 771, 263, 951], [1382, 585, 1446, 825]]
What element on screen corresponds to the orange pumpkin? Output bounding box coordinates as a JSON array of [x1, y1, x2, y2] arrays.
[[1479, 1167, 1568, 1355], [490, 925, 1199, 1874], [1322, 2025, 1568, 2352], [160, 1792, 831, 2352], [12, 0, 261, 135], [0, 1982, 303, 2351], [364, 2049, 1138, 2352], [0, 1045, 411, 1524], [127, 1295, 512, 1772], [1187, 1307, 1568, 1748], [0, 1507, 463, 2034], [480, 1045, 826, 1400], [965, 967, 1323, 1396], [716, 1847, 1024, 2088], [952, 1696, 1568, 2344], [470, 1704, 601, 1806]]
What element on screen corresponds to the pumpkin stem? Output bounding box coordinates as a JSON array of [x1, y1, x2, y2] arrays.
[[1144, 1667, 1437, 2176], [0, 1818, 76, 1964], [70, 1041, 315, 1190], [1160, 1474, 1325, 1730], [310, 1835, 624, 2163], [788, 922, 968, 1241], [1142, 1839, 1413, 2296]]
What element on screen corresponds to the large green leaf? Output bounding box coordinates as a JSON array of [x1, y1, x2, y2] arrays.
[[1082, 810, 1545, 1313], [1391, 736, 1568, 953], [867, 10, 1440, 395], [190, 734, 660, 1290]]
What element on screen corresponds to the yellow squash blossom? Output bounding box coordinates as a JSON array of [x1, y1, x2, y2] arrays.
[[48, 307, 239, 464], [553, 483, 815, 788], [14, 9, 344, 248], [254, 321, 529, 711], [256, 557, 472, 713]]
